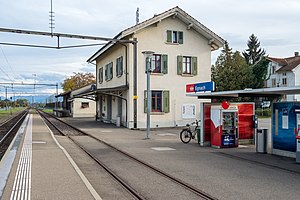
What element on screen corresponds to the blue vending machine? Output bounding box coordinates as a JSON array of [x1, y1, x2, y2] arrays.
[[272, 102, 300, 156]]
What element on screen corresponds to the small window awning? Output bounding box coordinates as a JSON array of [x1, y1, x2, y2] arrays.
[[186, 86, 300, 99]]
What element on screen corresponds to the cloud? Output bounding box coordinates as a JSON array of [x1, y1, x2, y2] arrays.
[[79, 63, 96, 73], [1, 0, 300, 91]]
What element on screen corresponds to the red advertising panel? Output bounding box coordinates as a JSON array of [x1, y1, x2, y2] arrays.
[[238, 104, 254, 139], [186, 84, 195, 93], [204, 104, 211, 142]]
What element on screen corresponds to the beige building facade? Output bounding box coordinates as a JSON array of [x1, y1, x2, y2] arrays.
[[87, 7, 225, 128], [57, 84, 96, 118]]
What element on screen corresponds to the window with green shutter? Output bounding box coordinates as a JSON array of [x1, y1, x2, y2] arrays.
[[166, 30, 183, 44], [105, 62, 113, 81], [105, 66, 108, 81], [178, 31, 183, 44], [110, 63, 113, 79], [177, 56, 198, 76], [149, 54, 168, 74], [177, 56, 183, 75], [192, 56, 197, 75], [163, 90, 170, 113], [167, 30, 172, 43], [116, 56, 123, 77], [162, 54, 168, 74], [98, 67, 103, 83], [144, 90, 169, 113]]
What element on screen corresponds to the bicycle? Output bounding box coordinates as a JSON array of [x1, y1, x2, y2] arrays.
[[180, 120, 199, 144]]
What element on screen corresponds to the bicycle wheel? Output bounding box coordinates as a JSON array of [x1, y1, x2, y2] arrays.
[[180, 130, 192, 144]]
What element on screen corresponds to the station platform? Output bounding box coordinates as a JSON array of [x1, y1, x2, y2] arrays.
[[1, 114, 300, 199], [0, 113, 101, 200], [65, 117, 300, 175]]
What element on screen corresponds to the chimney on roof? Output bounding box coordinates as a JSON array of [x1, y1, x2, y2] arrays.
[[295, 52, 299, 56]]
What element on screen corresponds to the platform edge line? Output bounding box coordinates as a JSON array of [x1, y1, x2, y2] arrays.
[[41, 117, 102, 200]]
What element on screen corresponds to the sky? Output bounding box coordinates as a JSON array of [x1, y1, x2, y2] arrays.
[[0, 0, 300, 102]]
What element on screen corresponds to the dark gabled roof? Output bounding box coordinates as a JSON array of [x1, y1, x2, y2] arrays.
[[55, 83, 96, 98], [266, 55, 300, 72], [87, 6, 225, 63]]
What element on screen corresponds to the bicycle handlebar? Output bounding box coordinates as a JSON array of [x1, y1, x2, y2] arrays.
[[188, 120, 200, 126]]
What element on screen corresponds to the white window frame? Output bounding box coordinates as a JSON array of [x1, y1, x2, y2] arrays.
[[105, 62, 113, 81], [151, 54, 162, 73], [81, 102, 89, 109], [116, 56, 123, 77], [151, 90, 163, 112], [98, 67, 103, 83], [282, 77, 287, 86], [182, 56, 192, 74]]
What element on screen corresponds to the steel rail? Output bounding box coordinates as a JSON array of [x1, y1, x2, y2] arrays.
[[38, 110, 145, 200], [0, 110, 28, 145], [38, 110, 218, 200], [69, 137, 146, 200]]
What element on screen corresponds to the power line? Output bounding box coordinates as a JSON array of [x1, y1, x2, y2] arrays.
[[0, 65, 13, 82], [0, 45, 18, 80], [0, 82, 57, 86]]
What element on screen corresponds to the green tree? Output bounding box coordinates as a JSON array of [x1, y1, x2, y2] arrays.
[[250, 57, 270, 88], [16, 98, 29, 107], [212, 41, 253, 91], [242, 34, 266, 65], [242, 34, 269, 88], [61, 72, 95, 92]]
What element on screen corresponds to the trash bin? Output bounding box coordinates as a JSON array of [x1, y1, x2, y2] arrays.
[[256, 129, 267, 153], [196, 127, 200, 144]]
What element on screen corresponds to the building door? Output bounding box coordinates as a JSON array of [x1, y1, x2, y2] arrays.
[[117, 97, 122, 125]]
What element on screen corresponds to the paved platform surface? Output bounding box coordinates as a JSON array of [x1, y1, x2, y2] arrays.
[[0, 113, 98, 200], [64, 117, 300, 200], [1, 115, 300, 199]]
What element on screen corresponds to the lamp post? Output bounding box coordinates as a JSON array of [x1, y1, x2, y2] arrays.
[[33, 73, 36, 106], [142, 51, 154, 139], [5, 86, 8, 111]]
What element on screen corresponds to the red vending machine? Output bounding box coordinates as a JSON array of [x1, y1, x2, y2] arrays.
[[208, 103, 255, 148]]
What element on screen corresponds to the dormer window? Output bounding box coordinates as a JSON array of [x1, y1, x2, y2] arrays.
[[167, 30, 183, 44]]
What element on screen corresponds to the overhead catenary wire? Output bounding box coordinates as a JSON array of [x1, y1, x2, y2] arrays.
[[0, 45, 18, 80], [0, 66, 13, 82]]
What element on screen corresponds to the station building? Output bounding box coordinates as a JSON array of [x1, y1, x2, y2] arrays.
[[86, 6, 224, 128], [56, 84, 96, 118]]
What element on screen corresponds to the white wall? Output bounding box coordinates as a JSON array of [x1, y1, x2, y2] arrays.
[[293, 65, 300, 101], [95, 16, 216, 128], [72, 98, 96, 118], [96, 45, 127, 89], [132, 17, 212, 128]]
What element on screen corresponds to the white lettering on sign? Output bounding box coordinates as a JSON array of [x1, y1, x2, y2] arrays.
[[195, 85, 206, 92], [189, 86, 194, 92]]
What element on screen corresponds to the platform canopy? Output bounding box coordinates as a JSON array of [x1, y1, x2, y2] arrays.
[[186, 86, 300, 99]]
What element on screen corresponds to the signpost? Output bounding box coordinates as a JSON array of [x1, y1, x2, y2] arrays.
[[186, 81, 215, 93]]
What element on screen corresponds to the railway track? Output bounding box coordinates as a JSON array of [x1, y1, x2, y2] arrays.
[[0, 109, 29, 159], [38, 109, 218, 200]]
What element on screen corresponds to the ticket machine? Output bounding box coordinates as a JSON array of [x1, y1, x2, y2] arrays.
[[296, 111, 300, 163], [221, 111, 238, 147], [210, 105, 239, 148]]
